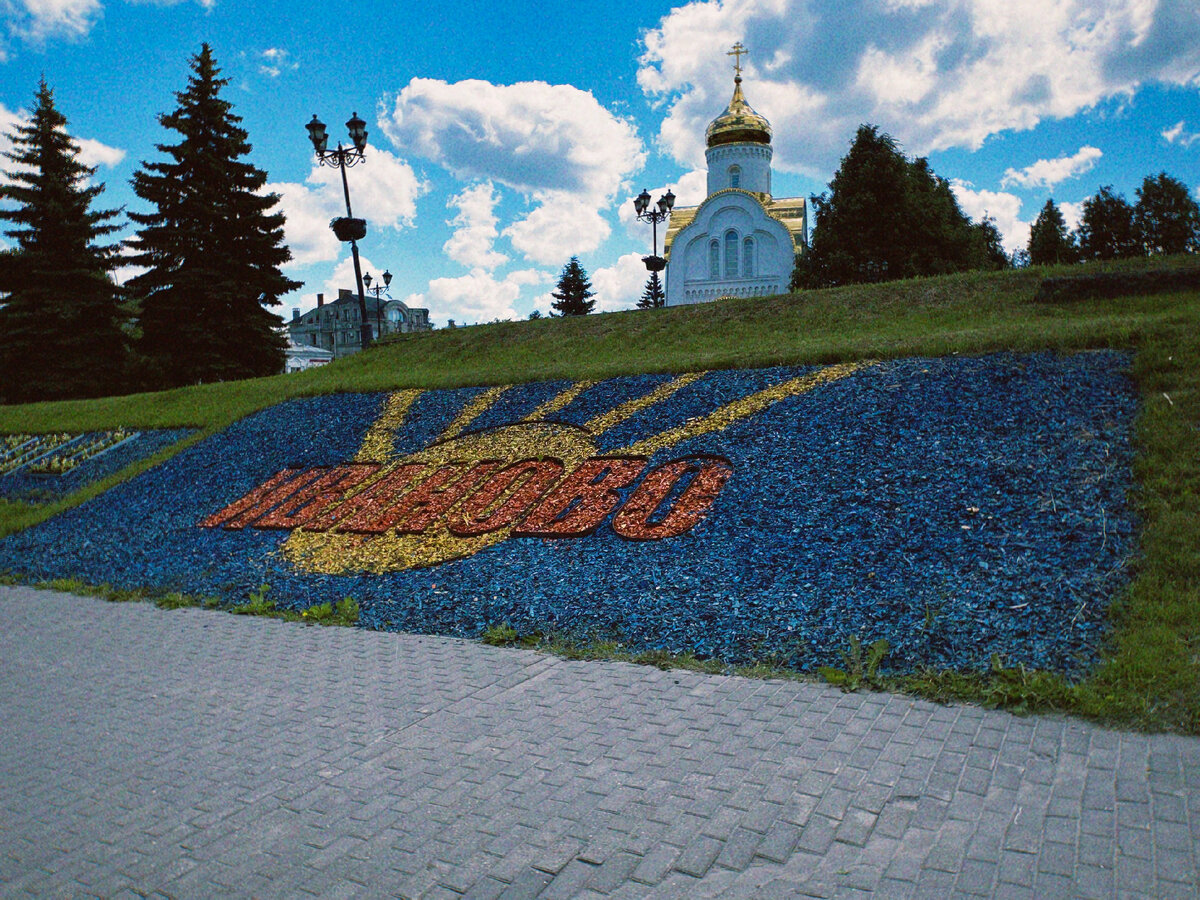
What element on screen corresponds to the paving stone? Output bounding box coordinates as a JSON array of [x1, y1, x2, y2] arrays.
[[2, 586, 1200, 900]]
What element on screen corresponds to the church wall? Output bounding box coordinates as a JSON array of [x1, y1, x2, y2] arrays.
[[706, 143, 772, 195], [665, 192, 795, 307]]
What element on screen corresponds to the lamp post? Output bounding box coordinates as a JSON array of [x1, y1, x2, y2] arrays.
[[633, 187, 676, 274], [362, 269, 392, 337], [307, 111, 373, 351]]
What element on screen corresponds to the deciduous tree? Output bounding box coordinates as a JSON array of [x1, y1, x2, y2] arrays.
[[1134, 172, 1199, 256], [126, 44, 299, 388], [797, 125, 994, 288], [1076, 186, 1140, 261], [550, 256, 595, 316], [0, 81, 127, 403]]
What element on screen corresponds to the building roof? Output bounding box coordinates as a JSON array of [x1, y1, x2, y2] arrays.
[[284, 337, 334, 360], [663, 191, 808, 259]]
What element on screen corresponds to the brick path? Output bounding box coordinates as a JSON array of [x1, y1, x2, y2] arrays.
[[1, 585, 1197, 899]]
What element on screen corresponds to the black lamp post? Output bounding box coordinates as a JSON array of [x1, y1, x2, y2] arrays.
[[307, 111, 373, 351], [362, 269, 392, 337], [633, 187, 676, 273]]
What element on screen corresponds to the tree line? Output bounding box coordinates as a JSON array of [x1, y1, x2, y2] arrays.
[[792, 124, 1198, 291], [1026, 175, 1199, 265], [0, 45, 296, 405]]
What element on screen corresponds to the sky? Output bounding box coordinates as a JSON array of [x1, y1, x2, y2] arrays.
[[0, 0, 1198, 327]]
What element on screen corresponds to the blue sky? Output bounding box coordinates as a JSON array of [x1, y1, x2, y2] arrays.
[[1, 0, 1198, 327]]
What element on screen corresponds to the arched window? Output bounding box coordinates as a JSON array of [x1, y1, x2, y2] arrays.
[[724, 230, 738, 277], [743, 237, 755, 277], [729, 165, 741, 189], [708, 240, 720, 278]]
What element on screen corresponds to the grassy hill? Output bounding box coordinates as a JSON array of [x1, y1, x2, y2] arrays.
[[1, 257, 1198, 732]]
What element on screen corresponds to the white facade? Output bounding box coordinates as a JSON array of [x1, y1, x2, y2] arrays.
[[667, 191, 796, 305]]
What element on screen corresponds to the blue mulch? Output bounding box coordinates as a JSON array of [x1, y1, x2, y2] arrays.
[[0, 351, 1139, 675]]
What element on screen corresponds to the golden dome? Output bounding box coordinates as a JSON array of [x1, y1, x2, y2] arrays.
[[705, 75, 771, 148]]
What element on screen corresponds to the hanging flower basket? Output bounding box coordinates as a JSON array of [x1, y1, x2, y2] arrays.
[[330, 217, 367, 242]]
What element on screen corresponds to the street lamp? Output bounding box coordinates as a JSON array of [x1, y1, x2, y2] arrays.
[[307, 111, 373, 351], [633, 188, 676, 273], [362, 269, 392, 337]]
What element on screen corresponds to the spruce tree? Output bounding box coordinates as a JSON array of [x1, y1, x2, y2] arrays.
[[637, 271, 665, 309], [1134, 172, 1200, 256], [127, 44, 299, 387], [1076, 186, 1140, 261], [1027, 199, 1076, 265], [550, 256, 595, 316], [0, 81, 127, 403]]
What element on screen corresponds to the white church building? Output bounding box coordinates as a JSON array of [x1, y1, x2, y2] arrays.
[[664, 48, 807, 307]]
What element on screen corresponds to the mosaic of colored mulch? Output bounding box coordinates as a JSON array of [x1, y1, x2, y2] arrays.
[[0, 352, 1138, 674], [0, 428, 194, 504]]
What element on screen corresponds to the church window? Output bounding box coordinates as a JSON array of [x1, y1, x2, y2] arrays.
[[729, 165, 741, 189], [724, 230, 738, 277], [743, 237, 755, 277], [708, 240, 720, 278]]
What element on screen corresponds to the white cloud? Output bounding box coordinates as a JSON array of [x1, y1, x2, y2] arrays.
[[405, 268, 551, 326], [443, 182, 508, 270], [381, 78, 645, 265], [381, 78, 645, 202], [502, 192, 611, 266], [591, 252, 654, 313], [259, 47, 298, 78], [950, 180, 1028, 252], [75, 136, 125, 168], [267, 149, 427, 265], [1162, 120, 1200, 147], [6, 0, 213, 43], [1059, 200, 1085, 232], [1001, 146, 1102, 189], [639, 0, 1200, 172], [283, 254, 388, 318], [9, 0, 101, 40]]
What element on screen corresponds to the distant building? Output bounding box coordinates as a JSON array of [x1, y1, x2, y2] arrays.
[[664, 46, 807, 306], [282, 336, 334, 373], [287, 289, 431, 358]]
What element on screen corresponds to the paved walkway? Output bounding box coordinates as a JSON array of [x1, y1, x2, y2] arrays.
[[1, 586, 1198, 899]]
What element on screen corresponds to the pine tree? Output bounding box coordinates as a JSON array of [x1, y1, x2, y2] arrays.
[[0, 81, 127, 403], [1027, 199, 1076, 266], [1134, 172, 1200, 256], [1076, 186, 1140, 261], [550, 256, 595, 316], [127, 44, 299, 387], [637, 271, 665, 309]]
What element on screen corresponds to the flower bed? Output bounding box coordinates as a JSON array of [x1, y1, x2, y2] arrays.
[[0, 429, 194, 504], [0, 352, 1137, 674]]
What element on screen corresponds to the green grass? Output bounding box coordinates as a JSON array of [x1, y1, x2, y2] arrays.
[[1, 255, 1198, 732]]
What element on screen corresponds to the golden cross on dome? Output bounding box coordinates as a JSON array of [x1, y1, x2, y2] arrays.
[[727, 42, 747, 76]]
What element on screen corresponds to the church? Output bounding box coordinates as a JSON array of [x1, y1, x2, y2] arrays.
[[664, 46, 807, 306]]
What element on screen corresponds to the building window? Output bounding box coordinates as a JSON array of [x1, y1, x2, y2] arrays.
[[724, 230, 738, 277], [743, 237, 755, 277], [729, 165, 741, 189], [709, 240, 720, 278]]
